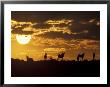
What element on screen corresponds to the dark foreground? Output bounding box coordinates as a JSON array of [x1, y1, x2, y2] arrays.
[[11, 59, 100, 77]]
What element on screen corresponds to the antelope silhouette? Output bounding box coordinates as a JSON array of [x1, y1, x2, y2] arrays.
[[44, 53, 47, 60], [57, 52, 65, 61], [77, 53, 85, 61], [26, 56, 33, 62], [93, 52, 95, 60]]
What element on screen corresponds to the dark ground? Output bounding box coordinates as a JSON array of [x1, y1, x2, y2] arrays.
[[11, 58, 100, 77]]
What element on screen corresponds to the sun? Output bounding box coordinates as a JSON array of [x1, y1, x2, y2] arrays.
[[16, 34, 31, 45]]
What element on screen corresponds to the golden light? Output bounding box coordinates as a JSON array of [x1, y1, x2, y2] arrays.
[[46, 19, 73, 25], [16, 34, 31, 45]]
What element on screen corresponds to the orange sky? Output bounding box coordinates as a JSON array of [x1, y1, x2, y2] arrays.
[[11, 11, 100, 61]]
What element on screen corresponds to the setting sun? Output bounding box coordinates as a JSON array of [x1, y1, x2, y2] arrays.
[[16, 34, 31, 45]]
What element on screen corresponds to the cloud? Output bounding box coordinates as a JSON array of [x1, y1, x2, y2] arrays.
[[44, 48, 66, 52], [31, 36, 99, 51], [11, 19, 100, 41], [11, 20, 37, 27], [32, 37, 68, 47], [11, 20, 37, 34], [32, 27, 73, 36], [11, 20, 73, 35], [69, 39, 100, 50], [11, 29, 34, 35], [89, 19, 95, 23], [45, 19, 73, 25], [79, 18, 100, 26]]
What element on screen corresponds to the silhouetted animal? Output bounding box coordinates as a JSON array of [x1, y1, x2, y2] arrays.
[[93, 52, 95, 60], [44, 53, 47, 60], [26, 56, 33, 62], [57, 52, 65, 61], [49, 57, 56, 61], [77, 53, 85, 61]]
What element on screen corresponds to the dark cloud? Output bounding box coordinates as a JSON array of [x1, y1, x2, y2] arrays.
[[37, 31, 99, 40], [33, 23, 50, 29], [11, 11, 100, 40], [68, 21, 100, 40], [11, 11, 100, 22], [11, 24, 28, 30], [11, 29, 34, 35]]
